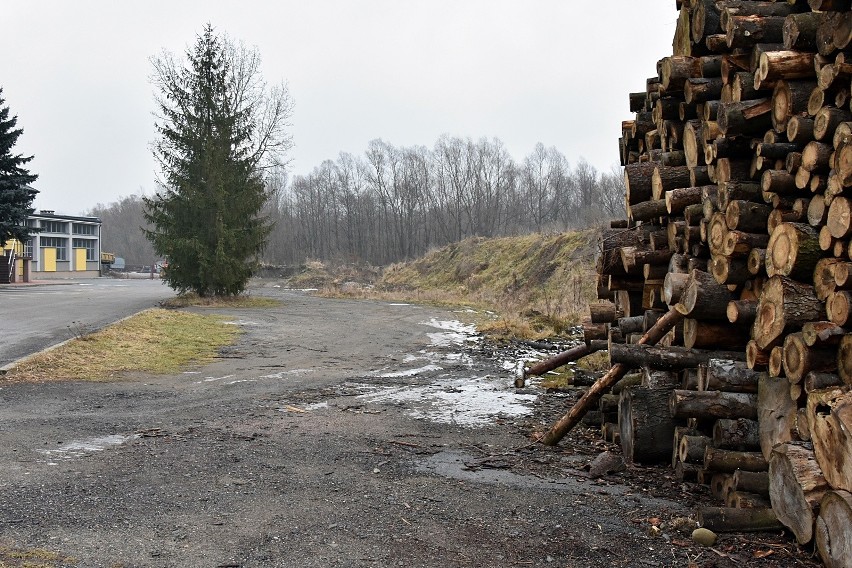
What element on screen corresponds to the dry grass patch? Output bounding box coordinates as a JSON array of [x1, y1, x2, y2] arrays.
[[161, 293, 280, 309], [3, 309, 240, 383], [0, 545, 76, 568]]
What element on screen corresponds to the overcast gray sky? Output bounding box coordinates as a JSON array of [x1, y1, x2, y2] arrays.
[[2, 1, 676, 216]]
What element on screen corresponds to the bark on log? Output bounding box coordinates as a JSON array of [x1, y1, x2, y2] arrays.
[[705, 447, 769, 473], [619, 386, 679, 464], [725, 200, 771, 233], [752, 275, 826, 351], [772, 79, 818, 134], [839, 334, 852, 384], [815, 490, 852, 568], [684, 317, 749, 349], [625, 162, 657, 206], [540, 309, 685, 446], [652, 166, 693, 201], [766, 222, 823, 281], [717, 98, 773, 137], [677, 268, 736, 320], [726, 16, 786, 50], [679, 434, 711, 464], [702, 359, 762, 393], [670, 389, 757, 420], [697, 506, 783, 532], [663, 272, 690, 305], [714, 418, 761, 451], [733, 469, 770, 497], [784, 11, 823, 52], [710, 255, 751, 285], [525, 343, 593, 378], [805, 372, 844, 393], [802, 141, 833, 172], [589, 302, 618, 324], [758, 374, 798, 460], [783, 332, 838, 384], [769, 441, 830, 545], [610, 343, 744, 372], [808, 387, 852, 493], [727, 299, 757, 324]]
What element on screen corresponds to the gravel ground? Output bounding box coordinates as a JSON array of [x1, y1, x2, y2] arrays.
[[0, 285, 821, 567]]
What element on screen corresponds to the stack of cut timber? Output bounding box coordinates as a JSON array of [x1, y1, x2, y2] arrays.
[[596, 1, 852, 563]]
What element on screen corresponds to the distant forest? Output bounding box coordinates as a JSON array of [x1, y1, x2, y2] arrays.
[[88, 136, 624, 267]]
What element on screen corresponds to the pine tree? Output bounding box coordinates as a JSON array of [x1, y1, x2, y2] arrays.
[[144, 25, 291, 296], [0, 87, 38, 248]]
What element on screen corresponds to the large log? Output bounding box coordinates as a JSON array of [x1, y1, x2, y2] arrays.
[[624, 162, 657, 206], [705, 447, 768, 473], [733, 469, 770, 497], [766, 222, 823, 281], [752, 275, 826, 351], [540, 309, 685, 446], [772, 79, 818, 134], [670, 389, 757, 420], [782, 332, 838, 384], [701, 359, 761, 393], [717, 98, 773, 137], [726, 16, 786, 50], [758, 374, 797, 460], [840, 334, 852, 385], [725, 200, 771, 233], [652, 166, 692, 200], [676, 268, 736, 320], [714, 418, 760, 451], [678, 434, 711, 464], [769, 441, 830, 545], [609, 343, 744, 372], [807, 388, 852, 494], [827, 196, 852, 239], [697, 506, 783, 532], [524, 343, 593, 379], [815, 490, 852, 568], [619, 386, 679, 464]]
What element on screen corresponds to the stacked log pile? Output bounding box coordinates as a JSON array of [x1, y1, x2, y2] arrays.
[[588, 1, 852, 564]]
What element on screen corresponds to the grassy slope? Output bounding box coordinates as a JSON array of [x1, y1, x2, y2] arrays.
[[375, 229, 600, 339]]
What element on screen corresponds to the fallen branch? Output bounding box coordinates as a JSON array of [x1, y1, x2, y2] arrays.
[[515, 343, 595, 387], [539, 308, 684, 445]]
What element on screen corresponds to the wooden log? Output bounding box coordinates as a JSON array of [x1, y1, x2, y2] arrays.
[[670, 390, 757, 420], [702, 359, 762, 393], [827, 196, 852, 239], [733, 469, 771, 497], [684, 317, 749, 349], [617, 315, 645, 335], [619, 386, 680, 465], [815, 106, 852, 142], [665, 186, 706, 215], [609, 343, 743, 372], [769, 441, 830, 545], [725, 200, 771, 232], [718, 98, 773, 137], [624, 162, 657, 206], [761, 168, 800, 196], [802, 323, 846, 352], [685, 77, 724, 105], [525, 343, 593, 378], [628, 199, 668, 222], [772, 79, 818, 134], [652, 165, 692, 201], [713, 418, 761, 451], [802, 141, 833, 172], [620, 246, 674, 273], [677, 268, 736, 320], [728, 299, 757, 324], [784, 11, 823, 52], [540, 309, 685, 446], [808, 388, 852, 494], [589, 302, 617, 324], [808, 194, 829, 228], [641, 369, 679, 389], [766, 222, 823, 281], [769, 346, 786, 378], [815, 259, 843, 302], [752, 275, 826, 351], [815, 490, 852, 568], [710, 255, 751, 285], [679, 434, 711, 465], [705, 447, 769, 473], [828, 291, 852, 327], [758, 374, 798, 460], [805, 372, 844, 393], [726, 16, 786, 50], [783, 332, 837, 384], [697, 506, 783, 532], [747, 247, 766, 276]]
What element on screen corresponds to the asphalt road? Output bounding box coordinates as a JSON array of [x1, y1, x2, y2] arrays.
[[0, 278, 174, 368]]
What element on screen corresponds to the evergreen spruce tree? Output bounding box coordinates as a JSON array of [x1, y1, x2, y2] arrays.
[[0, 87, 38, 248], [145, 25, 291, 296]]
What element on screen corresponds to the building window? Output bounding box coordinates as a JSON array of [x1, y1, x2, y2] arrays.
[[72, 238, 96, 261], [72, 223, 97, 235], [40, 220, 66, 233], [40, 237, 68, 260], [24, 239, 33, 259]]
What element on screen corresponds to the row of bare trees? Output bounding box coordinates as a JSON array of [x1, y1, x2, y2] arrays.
[[89, 136, 623, 267], [266, 136, 624, 266]]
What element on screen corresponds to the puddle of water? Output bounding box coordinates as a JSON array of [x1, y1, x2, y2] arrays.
[[421, 318, 479, 348], [357, 375, 537, 427], [36, 434, 139, 460], [379, 364, 443, 378]]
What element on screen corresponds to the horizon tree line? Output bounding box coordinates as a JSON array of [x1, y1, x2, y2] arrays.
[[89, 135, 624, 268]]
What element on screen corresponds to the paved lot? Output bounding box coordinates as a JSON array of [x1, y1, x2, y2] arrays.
[[0, 278, 174, 368]]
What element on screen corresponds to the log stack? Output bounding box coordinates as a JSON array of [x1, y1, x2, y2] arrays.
[[589, 1, 852, 564]]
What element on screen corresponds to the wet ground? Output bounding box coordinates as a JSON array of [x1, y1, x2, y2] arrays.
[[0, 285, 820, 567]]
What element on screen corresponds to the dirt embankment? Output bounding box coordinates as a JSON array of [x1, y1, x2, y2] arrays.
[[0, 286, 814, 568]]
